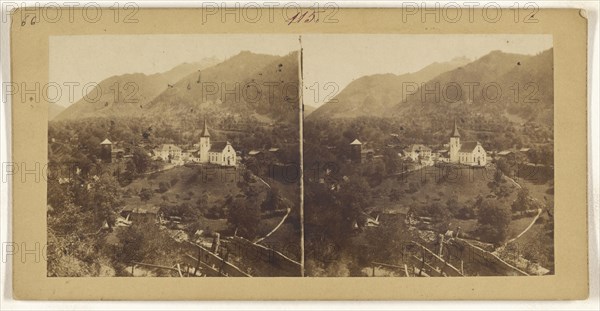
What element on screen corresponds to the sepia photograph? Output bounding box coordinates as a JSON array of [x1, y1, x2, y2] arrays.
[[302, 35, 555, 277], [46, 35, 302, 277], [5, 6, 591, 301]]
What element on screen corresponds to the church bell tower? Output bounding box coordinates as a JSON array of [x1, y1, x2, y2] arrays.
[[449, 119, 461, 163], [199, 117, 211, 163]]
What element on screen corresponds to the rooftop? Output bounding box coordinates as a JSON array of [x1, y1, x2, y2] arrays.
[[200, 118, 210, 137], [408, 144, 432, 152], [459, 141, 480, 153], [121, 204, 161, 214], [209, 141, 229, 152], [160, 144, 182, 151], [451, 120, 461, 137]]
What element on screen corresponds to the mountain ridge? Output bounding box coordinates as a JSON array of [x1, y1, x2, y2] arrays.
[[53, 57, 220, 121], [307, 57, 471, 120], [307, 49, 553, 127]]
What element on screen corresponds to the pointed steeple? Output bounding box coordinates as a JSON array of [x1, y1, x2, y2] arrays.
[[201, 117, 210, 137], [451, 119, 461, 137]]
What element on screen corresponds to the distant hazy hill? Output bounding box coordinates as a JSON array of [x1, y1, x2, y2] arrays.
[[53, 58, 219, 121], [308, 49, 553, 128], [395, 49, 554, 126], [143, 50, 300, 123], [501, 49, 553, 125], [307, 57, 470, 120]]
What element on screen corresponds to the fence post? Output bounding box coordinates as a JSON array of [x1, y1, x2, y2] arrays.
[[195, 247, 201, 275]]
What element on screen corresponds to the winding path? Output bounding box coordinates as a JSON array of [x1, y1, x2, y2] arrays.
[[251, 172, 292, 245], [254, 174, 272, 189], [502, 175, 543, 246], [504, 208, 542, 245], [254, 207, 292, 244]]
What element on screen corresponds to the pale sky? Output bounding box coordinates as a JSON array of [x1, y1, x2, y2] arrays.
[[50, 34, 552, 108], [49, 34, 301, 107], [301, 34, 553, 107]]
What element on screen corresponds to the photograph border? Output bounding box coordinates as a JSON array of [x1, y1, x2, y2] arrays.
[[9, 7, 588, 300]]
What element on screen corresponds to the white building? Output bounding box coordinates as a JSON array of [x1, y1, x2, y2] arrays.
[[405, 144, 432, 163], [155, 119, 237, 167], [155, 144, 182, 162], [208, 142, 237, 166], [449, 120, 487, 166], [198, 118, 237, 167]]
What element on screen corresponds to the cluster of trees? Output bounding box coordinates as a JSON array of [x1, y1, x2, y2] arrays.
[[157, 202, 205, 227], [512, 188, 543, 214], [115, 219, 185, 274], [227, 199, 262, 239], [304, 172, 373, 257], [261, 188, 291, 212], [486, 166, 514, 199], [524, 144, 554, 166], [476, 199, 512, 244], [47, 173, 123, 276]]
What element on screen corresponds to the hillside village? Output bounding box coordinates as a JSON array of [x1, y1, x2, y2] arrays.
[[350, 120, 489, 167], [305, 118, 554, 277], [45, 43, 555, 278], [303, 48, 555, 278], [100, 119, 239, 167], [49, 114, 302, 277], [47, 50, 302, 277]]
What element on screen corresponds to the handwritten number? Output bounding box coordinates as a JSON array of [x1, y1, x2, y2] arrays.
[[20, 14, 37, 27]]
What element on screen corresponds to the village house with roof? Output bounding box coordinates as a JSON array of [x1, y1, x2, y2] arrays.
[[151, 118, 238, 167], [350, 119, 487, 167], [155, 144, 182, 162]]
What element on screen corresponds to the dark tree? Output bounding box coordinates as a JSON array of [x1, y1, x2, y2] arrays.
[[227, 199, 261, 239], [139, 188, 153, 202], [477, 199, 511, 244]]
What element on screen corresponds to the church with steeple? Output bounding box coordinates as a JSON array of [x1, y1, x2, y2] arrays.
[[448, 120, 487, 167], [197, 118, 237, 167]]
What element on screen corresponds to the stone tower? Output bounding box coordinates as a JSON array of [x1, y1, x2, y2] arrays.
[[350, 139, 363, 163], [100, 138, 113, 163]]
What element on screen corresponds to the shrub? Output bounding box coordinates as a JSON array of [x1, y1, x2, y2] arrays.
[[477, 199, 511, 244], [139, 188, 153, 201], [157, 181, 169, 193]]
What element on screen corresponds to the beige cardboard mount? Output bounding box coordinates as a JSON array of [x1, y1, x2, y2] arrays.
[[10, 8, 588, 300]]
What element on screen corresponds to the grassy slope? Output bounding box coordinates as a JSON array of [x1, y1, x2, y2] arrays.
[[369, 165, 544, 241], [122, 165, 266, 231], [120, 165, 302, 261], [372, 166, 516, 211]]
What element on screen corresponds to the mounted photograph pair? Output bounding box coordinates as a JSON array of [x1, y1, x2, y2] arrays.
[[8, 7, 589, 300]]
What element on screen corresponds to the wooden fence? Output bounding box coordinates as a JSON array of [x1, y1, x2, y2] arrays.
[[183, 241, 252, 277], [445, 238, 528, 276], [226, 236, 302, 276]]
